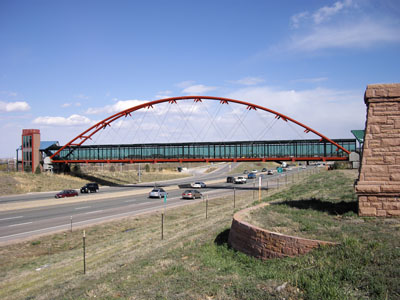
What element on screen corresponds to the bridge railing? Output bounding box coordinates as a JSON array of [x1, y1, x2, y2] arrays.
[[50, 139, 356, 162]]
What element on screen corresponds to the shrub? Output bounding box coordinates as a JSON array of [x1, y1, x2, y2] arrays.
[[35, 165, 41, 174]]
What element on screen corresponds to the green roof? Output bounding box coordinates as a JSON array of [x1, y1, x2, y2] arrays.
[[351, 130, 365, 143]]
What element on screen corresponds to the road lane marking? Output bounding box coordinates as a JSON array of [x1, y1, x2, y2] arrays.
[[75, 206, 91, 210], [0, 216, 23, 221], [85, 210, 104, 215], [9, 222, 32, 227]]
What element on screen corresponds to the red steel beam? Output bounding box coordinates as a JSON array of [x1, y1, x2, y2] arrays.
[[51, 156, 348, 164]]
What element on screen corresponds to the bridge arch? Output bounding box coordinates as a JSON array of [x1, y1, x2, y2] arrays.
[[50, 96, 350, 161]]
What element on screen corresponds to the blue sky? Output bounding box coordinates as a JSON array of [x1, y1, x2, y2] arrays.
[[1, 0, 399, 158]]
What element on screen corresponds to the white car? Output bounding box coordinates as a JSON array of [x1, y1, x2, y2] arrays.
[[148, 188, 168, 198], [191, 182, 206, 188], [252, 169, 258, 173], [234, 176, 247, 184]]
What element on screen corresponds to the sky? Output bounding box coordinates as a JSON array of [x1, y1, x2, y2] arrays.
[[1, 0, 399, 158]]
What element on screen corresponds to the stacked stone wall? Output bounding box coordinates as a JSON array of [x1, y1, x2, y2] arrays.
[[228, 203, 336, 259], [356, 83, 400, 217]]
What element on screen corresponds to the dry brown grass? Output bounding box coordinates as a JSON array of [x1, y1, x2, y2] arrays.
[[0, 169, 190, 196]]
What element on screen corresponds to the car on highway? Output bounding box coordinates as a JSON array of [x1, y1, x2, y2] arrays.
[[234, 176, 247, 184], [261, 168, 267, 172], [181, 189, 202, 199], [267, 170, 274, 175], [148, 188, 168, 198], [247, 173, 256, 179], [226, 176, 235, 183], [252, 169, 258, 173], [243, 170, 249, 174], [55, 189, 78, 199], [80, 183, 99, 193], [191, 181, 206, 188]]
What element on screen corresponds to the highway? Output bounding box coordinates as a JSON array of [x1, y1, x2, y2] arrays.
[[0, 164, 313, 244]]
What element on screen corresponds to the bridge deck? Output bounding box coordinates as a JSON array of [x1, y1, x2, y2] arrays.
[[51, 139, 356, 163]]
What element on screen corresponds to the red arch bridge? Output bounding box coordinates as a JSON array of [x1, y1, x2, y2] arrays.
[[49, 96, 356, 164]]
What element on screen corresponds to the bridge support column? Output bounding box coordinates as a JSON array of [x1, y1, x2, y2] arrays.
[[355, 83, 400, 217]]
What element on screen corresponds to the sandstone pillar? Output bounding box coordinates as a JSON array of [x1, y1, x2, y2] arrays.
[[356, 83, 400, 217]]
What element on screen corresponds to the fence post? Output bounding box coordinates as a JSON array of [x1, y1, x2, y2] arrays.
[[83, 230, 86, 275], [233, 187, 236, 209], [206, 196, 208, 219], [161, 213, 164, 240]]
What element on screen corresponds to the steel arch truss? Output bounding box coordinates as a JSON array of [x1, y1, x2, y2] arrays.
[[50, 96, 351, 162]]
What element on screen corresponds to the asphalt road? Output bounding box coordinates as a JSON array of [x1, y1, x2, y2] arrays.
[[0, 164, 313, 244]]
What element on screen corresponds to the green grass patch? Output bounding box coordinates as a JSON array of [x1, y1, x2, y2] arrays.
[[0, 170, 399, 299]]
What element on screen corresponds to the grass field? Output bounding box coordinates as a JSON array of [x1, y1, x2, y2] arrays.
[[0, 170, 399, 299], [0, 169, 189, 196]]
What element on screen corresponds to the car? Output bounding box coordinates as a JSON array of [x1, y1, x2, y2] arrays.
[[243, 170, 249, 174], [252, 169, 258, 173], [191, 181, 206, 188], [55, 189, 78, 199], [247, 173, 256, 179], [234, 176, 247, 184], [267, 170, 274, 175], [182, 189, 202, 199], [148, 188, 168, 198], [226, 176, 235, 183], [261, 168, 267, 172], [301, 165, 307, 169], [80, 183, 99, 193]]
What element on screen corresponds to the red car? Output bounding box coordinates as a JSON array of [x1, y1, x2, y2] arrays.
[[55, 189, 79, 199], [182, 189, 202, 199]]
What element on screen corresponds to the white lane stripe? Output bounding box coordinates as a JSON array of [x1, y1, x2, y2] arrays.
[[84, 210, 103, 215], [0, 202, 188, 240], [9, 222, 32, 227], [75, 206, 91, 210], [0, 216, 23, 221]]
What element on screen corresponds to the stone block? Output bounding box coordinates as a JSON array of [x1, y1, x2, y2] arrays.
[[389, 174, 400, 181], [355, 184, 381, 193], [359, 206, 377, 216], [381, 185, 400, 193], [368, 116, 387, 124], [376, 210, 387, 217]]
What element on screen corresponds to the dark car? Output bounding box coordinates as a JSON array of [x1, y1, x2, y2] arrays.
[[226, 176, 235, 183], [243, 170, 249, 174], [261, 168, 267, 172], [247, 173, 256, 179], [55, 189, 78, 199], [80, 183, 99, 193], [182, 189, 202, 199]]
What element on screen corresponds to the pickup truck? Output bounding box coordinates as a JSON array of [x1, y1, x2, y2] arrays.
[[234, 176, 247, 184]]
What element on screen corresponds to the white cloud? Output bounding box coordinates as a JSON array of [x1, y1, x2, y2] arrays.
[[0, 101, 31, 112], [86, 99, 148, 115], [74, 93, 89, 100], [61, 102, 82, 108], [155, 90, 173, 99], [291, 11, 309, 29], [33, 114, 93, 126], [0, 91, 18, 97], [176, 80, 196, 89], [182, 84, 217, 94], [313, 0, 352, 24], [290, 19, 400, 51], [291, 77, 328, 83], [225, 85, 365, 139], [230, 77, 265, 86]]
